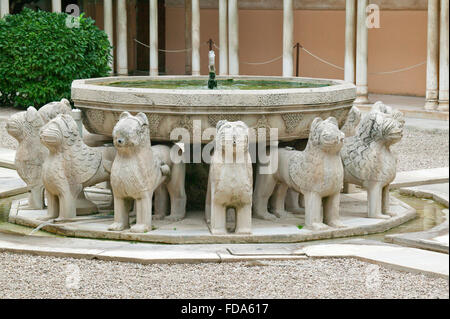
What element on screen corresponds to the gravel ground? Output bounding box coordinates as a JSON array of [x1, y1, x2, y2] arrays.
[[393, 127, 449, 172], [0, 252, 448, 299]]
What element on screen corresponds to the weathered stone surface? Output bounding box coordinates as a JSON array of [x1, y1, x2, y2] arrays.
[[253, 117, 345, 230], [40, 114, 115, 221], [340, 106, 361, 138], [71, 76, 356, 142], [206, 121, 253, 235], [8, 193, 417, 244], [109, 112, 186, 233], [5, 100, 72, 209], [341, 102, 405, 219]]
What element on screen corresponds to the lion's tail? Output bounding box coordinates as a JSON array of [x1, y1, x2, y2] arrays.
[[160, 163, 171, 177]]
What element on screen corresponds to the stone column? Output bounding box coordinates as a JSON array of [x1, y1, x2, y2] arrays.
[[191, 0, 201, 76], [425, 0, 440, 110], [283, 0, 294, 77], [104, 0, 114, 74], [219, 0, 228, 75], [438, 0, 449, 111], [52, 0, 61, 13], [355, 0, 369, 104], [345, 0, 356, 83], [149, 0, 159, 76], [116, 0, 128, 75], [0, 0, 9, 18], [185, 0, 192, 75], [228, 0, 239, 75]]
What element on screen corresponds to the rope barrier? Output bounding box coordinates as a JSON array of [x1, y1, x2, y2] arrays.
[[368, 61, 427, 75], [301, 46, 426, 75], [134, 38, 206, 53], [241, 55, 283, 65], [135, 38, 427, 75], [301, 47, 344, 71]]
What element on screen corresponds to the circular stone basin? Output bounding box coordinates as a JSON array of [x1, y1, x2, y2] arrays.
[[71, 76, 356, 142], [8, 194, 416, 244]]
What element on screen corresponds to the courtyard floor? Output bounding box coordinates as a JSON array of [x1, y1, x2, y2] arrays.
[[0, 251, 447, 299], [0, 99, 448, 299]]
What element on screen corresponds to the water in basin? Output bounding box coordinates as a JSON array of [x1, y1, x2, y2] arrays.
[[0, 195, 58, 237], [356, 191, 448, 242], [100, 79, 330, 90]]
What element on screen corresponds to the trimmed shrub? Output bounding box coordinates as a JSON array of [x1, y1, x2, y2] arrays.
[[0, 8, 112, 108]]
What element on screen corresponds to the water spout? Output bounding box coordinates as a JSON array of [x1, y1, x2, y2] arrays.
[[208, 50, 218, 89]]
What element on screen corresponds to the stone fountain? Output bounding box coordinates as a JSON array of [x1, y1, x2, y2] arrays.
[[71, 75, 355, 143], [6, 55, 416, 243]]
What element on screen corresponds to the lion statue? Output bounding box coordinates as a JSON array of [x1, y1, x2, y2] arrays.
[[253, 117, 345, 231], [341, 106, 362, 138], [205, 120, 253, 235], [37, 99, 72, 123], [284, 106, 362, 212], [108, 112, 186, 233], [5, 99, 71, 209], [40, 114, 115, 221], [340, 102, 404, 219]]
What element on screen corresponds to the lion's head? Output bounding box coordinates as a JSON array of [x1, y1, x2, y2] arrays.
[[113, 112, 150, 151], [38, 99, 72, 123], [357, 108, 404, 146], [308, 117, 345, 153], [372, 101, 405, 126], [40, 114, 80, 151], [215, 120, 250, 157], [6, 106, 44, 142]]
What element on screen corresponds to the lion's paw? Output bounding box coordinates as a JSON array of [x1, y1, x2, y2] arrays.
[[254, 212, 278, 221], [272, 210, 289, 219], [309, 222, 331, 231], [130, 223, 151, 233], [165, 214, 185, 222], [108, 222, 128, 231], [326, 220, 346, 229], [152, 214, 166, 221]]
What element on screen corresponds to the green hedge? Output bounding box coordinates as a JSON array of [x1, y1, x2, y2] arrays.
[[0, 8, 112, 108]]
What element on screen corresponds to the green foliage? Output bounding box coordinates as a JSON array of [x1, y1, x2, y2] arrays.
[[0, 8, 112, 108]]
